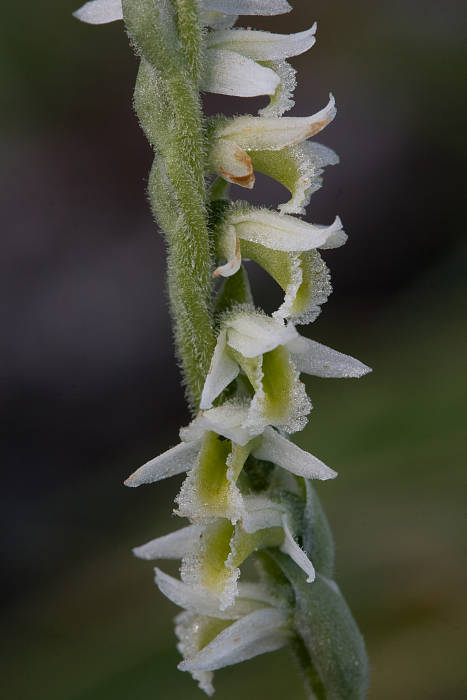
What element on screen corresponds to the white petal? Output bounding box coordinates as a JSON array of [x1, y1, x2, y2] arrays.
[[133, 524, 202, 560], [213, 224, 243, 278], [202, 11, 238, 29], [178, 607, 291, 672], [206, 25, 316, 61], [277, 141, 340, 215], [240, 494, 284, 533], [181, 402, 257, 446], [155, 568, 271, 619], [258, 59, 296, 117], [217, 95, 335, 151], [280, 515, 315, 583], [253, 426, 337, 480], [201, 0, 291, 15], [237, 581, 282, 606], [226, 312, 298, 358], [202, 49, 280, 97], [200, 329, 240, 410], [124, 439, 202, 487], [287, 336, 372, 378], [210, 140, 255, 189], [230, 208, 347, 252], [73, 0, 122, 24]]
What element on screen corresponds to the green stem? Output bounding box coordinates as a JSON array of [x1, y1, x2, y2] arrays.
[[123, 0, 215, 409]]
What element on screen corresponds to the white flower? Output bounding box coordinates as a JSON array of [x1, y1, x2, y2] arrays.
[[201, 49, 281, 97], [177, 606, 291, 671], [175, 605, 291, 695], [125, 409, 336, 523], [214, 205, 346, 279], [206, 25, 317, 61], [208, 95, 336, 190], [201, 24, 317, 97], [200, 310, 370, 435], [73, 0, 292, 25], [155, 567, 282, 619], [210, 93, 335, 180], [73, 0, 122, 24], [135, 494, 317, 609]]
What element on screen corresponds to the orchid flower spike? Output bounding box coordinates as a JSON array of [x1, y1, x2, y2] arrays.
[[200, 309, 370, 433], [74, 0, 371, 695]]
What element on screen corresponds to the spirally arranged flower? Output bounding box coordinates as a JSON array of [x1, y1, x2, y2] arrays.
[[74, 0, 371, 697]]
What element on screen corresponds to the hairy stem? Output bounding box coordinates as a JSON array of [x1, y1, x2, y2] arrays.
[[123, 0, 215, 409]]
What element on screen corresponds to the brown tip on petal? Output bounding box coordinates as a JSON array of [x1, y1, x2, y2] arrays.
[[307, 117, 330, 138], [218, 147, 255, 189]]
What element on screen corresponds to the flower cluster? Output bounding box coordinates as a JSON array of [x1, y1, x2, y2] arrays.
[[75, 0, 370, 696]]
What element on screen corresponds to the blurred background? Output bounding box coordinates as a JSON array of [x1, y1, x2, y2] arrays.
[[1, 1, 466, 698]]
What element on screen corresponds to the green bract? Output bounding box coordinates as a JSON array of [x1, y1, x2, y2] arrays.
[[74, 0, 371, 696]]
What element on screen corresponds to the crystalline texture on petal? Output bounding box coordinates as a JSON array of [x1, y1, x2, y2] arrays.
[[175, 432, 250, 523], [253, 426, 337, 480], [180, 401, 258, 446], [124, 439, 202, 487], [249, 141, 340, 215], [258, 60, 296, 117], [178, 607, 291, 672], [200, 330, 240, 410], [155, 568, 274, 619], [202, 49, 280, 97], [73, 0, 122, 24], [225, 310, 298, 357], [216, 96, 335, 152], [206, 25, 317, 61], [287, 336, 372, 378], [280, 515, 315, 583], [229, 206, 347, 252], [133, 524, 202, 560]]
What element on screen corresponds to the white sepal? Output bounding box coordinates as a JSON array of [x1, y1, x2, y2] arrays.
[[178, 607, 291, 673], [216, 94, 335, 152], [228, 207, 347, 252], [226, 312, 298, 357], [202, 11, 238, 30], [253, 426, 337, 481], [280, 515, 315, 582], [213, 225, 243, 279], [124, 439, 202, 487], [181, 402, 258, 446], [201, 0, 291, 15], [206, 25, 317, 61], [155, 568, 274, 619], [202, 49, 280, 97], [200, 329, 240, 410], [240, 494, 284, 533], [209, 140, 255, 190], [133, 524, 202, 560], [258, 59, 296, 117], [287, 336, 372, 378], [73, 0, 122, 24], [277, 141, 340, 215]]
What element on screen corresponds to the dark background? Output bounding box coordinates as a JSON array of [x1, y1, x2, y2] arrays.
[[1, 1, 466, 698]]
